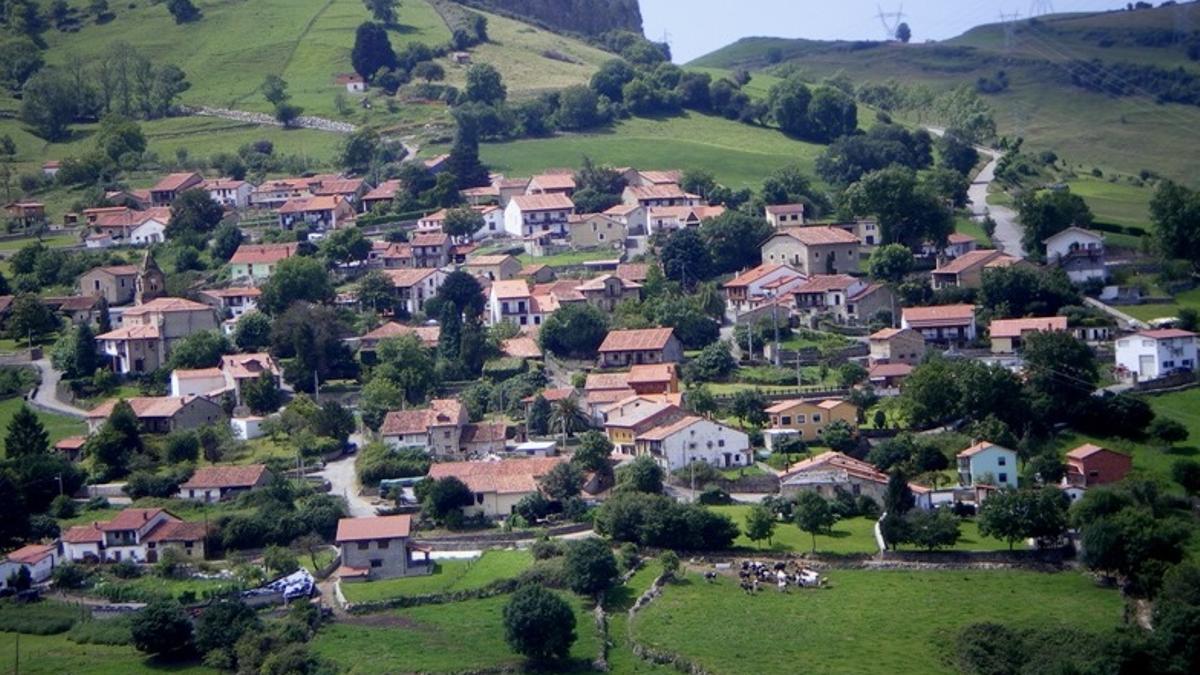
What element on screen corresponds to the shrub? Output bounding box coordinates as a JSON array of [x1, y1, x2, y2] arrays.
[[502, 585, 577, 663], [0, 600, 81, 635], [51, 564, 90, 590], [67, 615, 133, 645], [563, 538, 618, 596], [530, 539, 564, 560]]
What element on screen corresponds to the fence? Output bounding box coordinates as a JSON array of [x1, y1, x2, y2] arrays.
[[713, 386, 849, 402]]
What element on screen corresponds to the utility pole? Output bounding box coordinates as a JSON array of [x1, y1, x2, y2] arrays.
[[1028, 0, 1054, 18], [999, 11, 1020, 52]]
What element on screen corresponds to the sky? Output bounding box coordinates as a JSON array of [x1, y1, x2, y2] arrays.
[[640, 0, 1132, 63]]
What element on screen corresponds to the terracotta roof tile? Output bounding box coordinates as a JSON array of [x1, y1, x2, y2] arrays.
[[777, 226, 860, 246], [989, 316, 1068, 338], [427, 457, 565, 495], [336, 515, 412, 542], [229, 243, 299, 265], [598, 328, 675, 353], [180, 465, 268, 490], [510, 194, 574, 212]]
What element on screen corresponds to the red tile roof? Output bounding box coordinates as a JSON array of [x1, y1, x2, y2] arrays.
[[615, 264, 650, 282], [62, 523, 104, 544], [989, 316, 1068, 338], [529, 174, 576, 191], [335, 515, 412, 542], [461, 422, 509, 445], [522, 387, 577, 404], [143, 520, 208, 543], [86, 396, 198, 420], [933, 249, 1011, 276], [501, 336, 543, 359], [510, 194, 575, 212], [361, 322, 440, 348], [122, 297, 213, 316], [626, 363, 676, 384], [492, 279, 532, 300], [868, 363, 914, 378], [152, 172, 201, 193], [101, 508, 170, 532], [179, 464, 269, 490], [427, 457, 565, 495], [637, 415, 703, 441], [380, 400, 464, 435], [723, 264, 794, 289], [585, 373, 631, 391], [779, 451, 887, 484], [902, 304, 976, 328], [4, 543, 55, 565], [766, 203, 806, 216], [794, 274, 857, 294], [383, 268, 438, 288], [957, 441, 1012, 458], [626, 184, 687, 201], [230, 243, 299, 265], [777, 226, 860, 246], [1136, 329, 1197, 340], [598, 328, 676, 353]]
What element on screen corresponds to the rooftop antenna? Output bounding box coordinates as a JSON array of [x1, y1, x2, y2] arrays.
[[1028, 0, 1054, 18], [876, 3, 906, 40], [999, 10, 1021, 52]]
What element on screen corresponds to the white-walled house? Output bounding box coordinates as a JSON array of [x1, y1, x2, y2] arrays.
[[634, 416, 750, 472], [61, 508, 207, 563], [901, 304, 978, 344], [488, 279, 545, 327], [0, 544, 57, 589], [1115, 329, 1198, 382], [504, 194, 574, 238], [956, 441, 1018, 489], [1044, 227, 1106, 283], [202, 179, 253, 209], [130, 217, 167, 246]]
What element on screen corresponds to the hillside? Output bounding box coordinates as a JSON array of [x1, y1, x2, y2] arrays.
[[690, 4, 1200, 199], [455, 0, 642, 38]]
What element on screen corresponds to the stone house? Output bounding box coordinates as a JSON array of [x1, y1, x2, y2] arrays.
[[761, 227, 861, 276], [597, 328, 684, 368], [336, 515, 430, 582]]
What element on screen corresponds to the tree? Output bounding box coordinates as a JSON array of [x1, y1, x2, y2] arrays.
[[167, 188, 223, 243], [978, 488, 1069, 550], [0, 471, 28, 548], [412, 61, 445, 83], [442, 207, 484, 240], [744, 503, 776, 548], [166, 0, 201, 23], [685, 340, 736, 382], [590, 59, 636, 100], [242, 372, 282, 415], [1017, 189, 1095, 258], [1022, 331, 1097, 423], [274, 102, 303, 128], [359, 377, 405, 432], [845, 166, 953, 249], [263, 545, 299, 576], [903, 508, 959, 550], [895, 22, 912, 43], [320, 227, 371, 267], [20, 68, 79, 141], [660, 227, 713, 287], [564, 538, 619, 596], [1150, 181, 1200, 269], [51, 322, 98, 379], [617, 455, 663, 494], [793, 491, 836, 552], [338, 127, 380, 175], [465, 63, 506, 105], [503, 585, 576, 663], [540, 462, 583, 502], [937, 131, 979, 175], [423, 476, 473, 522], [699, 210, 773, 276], [526, 395, 551, 436], [195, 600, 261, 660], [867, 244, 914, 282], [572, 431, 613, 478], [131, 600, 194, 659], [767, 75, 813, 137], [1154, 562, 1200, 675], [548, 397, 590, 444], [95, 114, 146, 163], [373, 333, 436, 404], [555, 85, 601, 131], [884, 472, 915, 515], [5, 404, 48, 458], [1173, 459, 1200, 495], [1149, 417, 1189, 447], [730, 390, 768, 428], [233, 312, 272, 351], [351, 22, 396, 80], [446, 113, 490, 189], [210, 221, 243, 262], [363, 0, 398, 24], [8, 293, 58, 343], [806, 86, 858, 142], [168, 330, 230, 369], [539, 303, 608, 358], [259, 257, 335, 314]]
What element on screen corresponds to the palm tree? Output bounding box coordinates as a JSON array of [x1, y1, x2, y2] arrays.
[[549, 396, 590, 446]]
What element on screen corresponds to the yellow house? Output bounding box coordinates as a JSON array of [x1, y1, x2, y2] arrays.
[[765, 399, 858, 441], [603, 403, 686, 455]]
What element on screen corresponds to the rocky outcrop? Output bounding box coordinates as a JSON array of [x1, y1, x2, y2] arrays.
[[456, 0, 642, 38]]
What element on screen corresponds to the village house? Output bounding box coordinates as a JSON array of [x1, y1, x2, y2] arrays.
[[78, 265, 141, 306], [361, 180, 401, 212], [989, 316, 1069, 354], [834, 220, 881, 248], [462, 183, 501, 205], [604, 203, 648, 235], [84, 207, 172, 246], [229, 243, 299, 282], [504, 194, 575, 238], [779, 452, 932, 508], [177, 464, 271, 502], [251, 176, 332, 209], [417, 206, 503, 240], [0, 544, 57, 589], [931, 249, 1022, 290], [427, 457, 568, 519], [868, 327, 926, 365], [765, 399, 858, 442], [635, 416, 750, 472], [526, 173, 576, 196], [149, 172, 203, 206], [488, 279, 544, 327], [86, 396, 226, 434], [464, 254, 522, 281], [519, 263, 556, 284], [765, 203, 805, 228], [868, 362, 914, 393], [494, 177, 530, 205], [380, 399, 468, 456], [957, 441, 1019, 489], [61, 508, 207, 563], [626, 363, 680, 396], [575, 274, 642, 312], [645, 205, 726, 236], [202, 178, 253, 209], [501, 336, 543, 360], [313, 177, 367, 205], [4, 202, 46, 228], [567, 213, 628, 249], [584, 373, 639, 423], [623, 169, 682, 187], [901, 304, 978, 345], [597, 328, 684, 368], [761, 227, 861, 276], [605, 402, 687, 455], [407, 232, 451, 268], [336, 515, 430, 582], [459, 422, 510, 456], [384, 268, 446, 316], [522, 387, 578, 420], [1115, 328, 1198, 382], [722, 264, 806, 318], [196, 287, 261, 319], [616, 263, 650, 284], [170, 352, 283, 406], [278, 195, 356, 231], [358, 322, 440, 359], [98, 297, 218, 374], [924, 233, 979, 259], [335, 73, 367, 93], [791, 275, 895, 326], [55, 436, 87, 462], [1064, 443, 1132, 488], [621, 184, 701, 209], [1044, 227, 1106, 284]]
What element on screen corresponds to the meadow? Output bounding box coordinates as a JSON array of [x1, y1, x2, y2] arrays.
[[631, 569, 1123, 675], [0, 631, 216, 675], [0, 396, 85, 456], [339, 549, 532, 604]]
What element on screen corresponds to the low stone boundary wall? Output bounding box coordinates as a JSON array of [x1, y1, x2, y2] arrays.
[[343, 578, 521, 614], [411, 523, 592, 549]]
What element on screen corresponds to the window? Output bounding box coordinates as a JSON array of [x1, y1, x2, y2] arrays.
[[377, 540, 389, 549], [812, 414, 822, 423], [476, 493, 484, 504], [781, 416, 791, 425], [998, 457, 1006, 466], [796, 414, 806, 424], [718, 440, 725, 447], [998, 473, 1008, 483], [1163, 360, 1176, 368], [370, 559, 382, 568], [357, 542, 369, 550]]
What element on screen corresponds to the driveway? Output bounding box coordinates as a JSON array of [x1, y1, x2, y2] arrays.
[[317, 452, 376, 518], [969, 150, 1026, 258], [28, 359, 88, 418]]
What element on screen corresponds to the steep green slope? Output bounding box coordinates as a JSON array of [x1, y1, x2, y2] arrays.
[[690, 6, 1200, 190], [455, 0, 642, 38]]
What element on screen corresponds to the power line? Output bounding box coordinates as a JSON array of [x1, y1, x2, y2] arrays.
[[875, 3, 907, 41], [999, 10, 1021, 53], [1028, 0, 1054, 18]]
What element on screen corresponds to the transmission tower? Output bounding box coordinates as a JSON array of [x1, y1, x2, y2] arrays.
[[876, 3, 906, 40], [999, 11, 1021, 52], [1028, 0, 1054, 17]]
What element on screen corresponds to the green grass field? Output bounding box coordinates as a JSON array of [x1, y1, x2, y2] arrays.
[[478, 113, 828, 190], [603, 561, 675, 674], [713, 505, 880, 554], [516, 248, 620, 267], [1120, 287, 1200, 322], [632, 569, 1123, 675], [1065, 176, 1153, 229], [0, 631, 216, 675], [340, 550, 533, 604], [312, 591, 600, 673]]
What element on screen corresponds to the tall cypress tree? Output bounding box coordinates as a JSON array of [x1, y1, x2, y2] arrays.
[[72, 322, 98, 379], [446, 114, 491, 189], [5, 404, 49, 458]]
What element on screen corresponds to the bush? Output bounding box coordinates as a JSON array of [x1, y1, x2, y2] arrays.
[[697, 487, 732, 505], [530, 539, 564, 560], [0, 600, 81, 635], [593, 492, 739, 550], [67, 615, 133, 646], [51, 564, 90, 590], [355, 443, 430, 488], [503, 585, 577, 663], [110, 560, 142, 579], [563, 538, 618, 596]]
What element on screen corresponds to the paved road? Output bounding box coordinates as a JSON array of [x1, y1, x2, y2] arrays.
[[1084, 297, 1148, 330], [969, 149, 1025, 258], [28, 359, 88, 418], [317, 451, 377, 518]]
